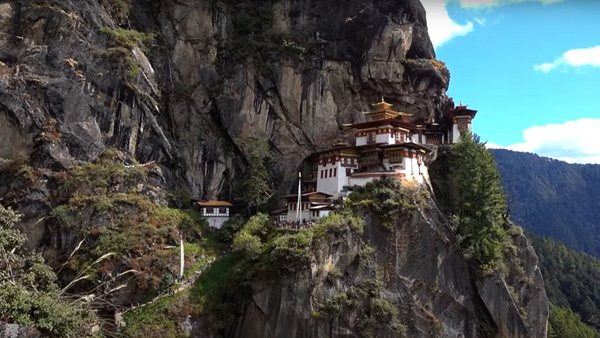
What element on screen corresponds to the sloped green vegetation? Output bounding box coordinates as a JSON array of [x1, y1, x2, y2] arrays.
[[0, 155, 36, 182], [0, 205, 96, 337], [316, 278, 405, 337], [548, 304, 597, 338], [50, 149, 207, 293], [349, 177, 428, 231], [123, 290, 189, 337], [491, 148, 600, 258], [189, 254, 242, 313], [99, 26, 154, 78], [531, 235, 600, 332], [449, 133, 509, 274], [100, 27, 155, 50], [122, 237, 222, 338]]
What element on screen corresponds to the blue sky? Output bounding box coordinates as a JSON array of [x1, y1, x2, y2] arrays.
[[422, 0, 600, 163]]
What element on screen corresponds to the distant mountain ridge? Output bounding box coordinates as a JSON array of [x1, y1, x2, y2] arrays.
[[490, 149, 600, 257]]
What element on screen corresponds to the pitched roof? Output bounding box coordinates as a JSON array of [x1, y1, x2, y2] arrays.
[[197, 200, 233, 207], [450, 105, 477, 119], [381, 141, 432, 153], [343, 118, 416, 131], [282, 191, 333, 199], [271, 208, 288, 215]]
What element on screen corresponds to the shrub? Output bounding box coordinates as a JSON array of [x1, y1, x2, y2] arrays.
[[313, 210, 364, 237], [267, 230, 313, 273], [36, 118, 61, 144], [102, 0, 130, 22], [232, 213, 271, 256], [216, 214, 246, 243], [0, 155, 35, 181], [100, 27, 155, 49], [50, 151, 207, 293], [232, 231, 263, 257], [0, 205, 95, 336], [349, 177, 424, 231], [358, 245, 375, 267]]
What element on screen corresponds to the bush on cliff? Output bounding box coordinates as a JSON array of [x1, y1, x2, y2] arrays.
[[50, 149, 207, 293], [0, 204, 96, 337], [349, 177, 428, 231]]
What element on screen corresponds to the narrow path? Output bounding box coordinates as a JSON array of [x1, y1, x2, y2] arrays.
[[123, 257, 217, 313]]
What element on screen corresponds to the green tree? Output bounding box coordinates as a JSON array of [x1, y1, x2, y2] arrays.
[[548, 304, 597, 338], [0, 204, 96, 336], [531, 234, 600, 331], [450, 133, 508, 273], [232, 213, 271, 257], [233, 138, 274, 214]]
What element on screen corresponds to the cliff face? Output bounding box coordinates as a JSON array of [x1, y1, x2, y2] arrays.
[[0, 0, 450, 199], [0, 0, 451, 254], [0, 1, 549, 336], [229, 188, 548, 338]]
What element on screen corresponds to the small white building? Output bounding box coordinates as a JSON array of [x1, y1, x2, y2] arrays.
[[196, 200, 233, 229], [282, 192, 334, 222], [315, 145, 360, 198]]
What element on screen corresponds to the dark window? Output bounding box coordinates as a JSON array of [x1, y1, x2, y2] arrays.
[[320, 170, 324, 179], [219, 208, 227, 214], [333, 168, 337, 177], [206, 207, 214, 214], [329, 168, 333, 177]]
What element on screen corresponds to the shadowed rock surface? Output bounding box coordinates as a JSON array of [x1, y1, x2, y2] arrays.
[[0, 0, 548, 336], [228, 187, 548, 338]]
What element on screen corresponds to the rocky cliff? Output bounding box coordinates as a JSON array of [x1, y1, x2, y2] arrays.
[[0, 0, 450, 199], [0, 0, 549, 337], [227, 182, 548, 338], [0, 0, 451, 271]]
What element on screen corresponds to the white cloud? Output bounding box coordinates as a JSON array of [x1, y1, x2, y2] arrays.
[[497, 118, 600, 164], [422, 1, 474, 48], [534, 46, 600, 73], [422, 0, 561, 49]]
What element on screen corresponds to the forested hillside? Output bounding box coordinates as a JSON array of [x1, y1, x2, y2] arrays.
[[491, 149, 600, 257], [530, 235, 600, 336]]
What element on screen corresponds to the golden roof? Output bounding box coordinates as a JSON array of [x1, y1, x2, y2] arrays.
[[371, 97, 393, 111], [365, 97, 412, 120], [197, 200, 233, 207]]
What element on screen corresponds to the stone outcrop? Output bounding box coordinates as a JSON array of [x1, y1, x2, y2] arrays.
[[0, 1, 549, 336], [228, 192, 548, 338], [0, 322, 41, 338], [0, 0, 450, 199], [0, 0, 452, 259]]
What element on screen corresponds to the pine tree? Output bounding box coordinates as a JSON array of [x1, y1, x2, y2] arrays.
[[233, 138, 274, 215], [450, 133, 508, 273]]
